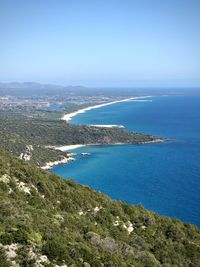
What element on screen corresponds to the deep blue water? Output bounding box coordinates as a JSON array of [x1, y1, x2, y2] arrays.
[[52, 96, 200, 226]]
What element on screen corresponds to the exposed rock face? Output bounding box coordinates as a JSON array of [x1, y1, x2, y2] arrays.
[[19, 145, 34, 161], [0, 174, 10, 183]]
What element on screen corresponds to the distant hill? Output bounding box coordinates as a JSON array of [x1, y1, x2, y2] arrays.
[[1, 82, 199, 98], [0, 149, 200, 266], [0, 82, 86, 97]]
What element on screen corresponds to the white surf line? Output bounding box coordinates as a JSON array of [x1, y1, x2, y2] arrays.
[[61, 96, 152, 122]]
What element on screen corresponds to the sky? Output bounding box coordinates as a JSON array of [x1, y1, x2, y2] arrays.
[[0, 0, 200, 87]]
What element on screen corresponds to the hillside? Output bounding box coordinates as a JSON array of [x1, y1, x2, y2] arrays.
[[0, 149, 199, 267], [0, 111, 162, 166]]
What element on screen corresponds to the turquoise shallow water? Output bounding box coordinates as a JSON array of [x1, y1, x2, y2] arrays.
[[52, 95, 200, 226]]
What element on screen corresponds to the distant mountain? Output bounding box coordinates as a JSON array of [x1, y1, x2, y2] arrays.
[[0, 82, 87, 97], [0, 82, 65, 89], [1, 81, 200, 98]]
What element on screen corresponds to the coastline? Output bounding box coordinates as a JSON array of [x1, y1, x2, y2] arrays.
[[43, 138, 165, 170], [42, 95, 166, 170], [41, 155, 75, 170], [53, 138, 165, 152], [62, 96, 152, 122]]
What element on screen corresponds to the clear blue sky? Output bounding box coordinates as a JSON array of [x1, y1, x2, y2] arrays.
[[0, 0, 200, 87]]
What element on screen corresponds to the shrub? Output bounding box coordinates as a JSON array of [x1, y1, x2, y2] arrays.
[[0, 248, 11, 267]]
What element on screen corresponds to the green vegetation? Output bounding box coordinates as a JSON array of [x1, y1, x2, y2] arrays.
[[0, 110, 161, 166], [0, 149, 199, 266], [62, 102, 99, 114]]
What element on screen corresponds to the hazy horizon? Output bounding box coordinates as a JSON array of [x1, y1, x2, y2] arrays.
[[1, 0, 200, 87], [1, 81, 200, 91]]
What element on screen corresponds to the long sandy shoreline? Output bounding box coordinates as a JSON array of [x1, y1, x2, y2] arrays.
[[62, 96, 152, 122]]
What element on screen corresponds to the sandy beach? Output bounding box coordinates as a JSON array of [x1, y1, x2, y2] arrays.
[[62, 96, 152, 122], [90, 124, 125, 128], [53, 139, 166, 153], [54, 144, 86, 151]]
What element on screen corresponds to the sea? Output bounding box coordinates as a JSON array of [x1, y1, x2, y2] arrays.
[[52, 95, 200, 226]]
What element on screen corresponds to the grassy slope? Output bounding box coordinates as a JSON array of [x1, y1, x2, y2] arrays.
[[0, 149, 199, 267]]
